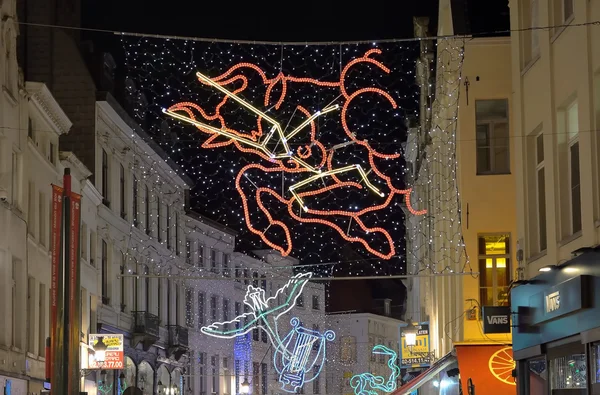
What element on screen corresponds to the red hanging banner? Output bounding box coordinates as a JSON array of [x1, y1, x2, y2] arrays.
[[50, 184, 64, 381], [67, 191, 82, 395]]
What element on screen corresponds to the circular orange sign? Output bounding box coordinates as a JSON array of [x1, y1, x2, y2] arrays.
[[488, 347, 516, 385]]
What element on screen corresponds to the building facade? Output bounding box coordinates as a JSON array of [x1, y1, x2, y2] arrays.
[[0, 3, 102, 395], [327, 313, 404, 395], [509, 0, 600, 394], [509, 0, 600, 274], [455, 36, 515, 344]]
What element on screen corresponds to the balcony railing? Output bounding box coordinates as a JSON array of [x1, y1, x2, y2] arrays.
[[132, 311, 160, 351], [167, 325, 189, 348], [133, 311, 160, 337], [167, 325, 189, 360]]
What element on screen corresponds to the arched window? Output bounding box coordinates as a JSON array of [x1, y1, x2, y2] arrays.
[[138, 360, 154, 395]]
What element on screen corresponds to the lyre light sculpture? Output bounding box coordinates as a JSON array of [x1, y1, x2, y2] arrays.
[[200, 272, 334, 393], [164, 49, 426, 260], [350, 345, 400, 395], [273, 317, 335, 393]]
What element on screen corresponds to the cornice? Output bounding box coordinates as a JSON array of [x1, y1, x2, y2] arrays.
[[59, 151, 92, 180], [25, 81, 73, 135]]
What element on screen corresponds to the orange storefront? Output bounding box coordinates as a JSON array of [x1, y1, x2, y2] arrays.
[[455, 344, 516, 395], [393, 343, 516, 394]]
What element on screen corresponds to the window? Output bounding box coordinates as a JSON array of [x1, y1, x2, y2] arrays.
[[536, 133, 547, 252], [553, 0, 573, 26], [222, 253, 230, 277], [198, 292, 205, 328], [260, 274, 266, 290], [313, 365, 320, 394], [186, 239, 192, 263], [223, 299, 230, 331], [210, 295, 218, 320], [520, 0, 539, 67], [157, 278, 162, 321], [120, 256, 126, 312], [261, 327, 267, 343], [49, 142, 56, 165], [11, 151, 22, 207], [101, 240, 109, 305], [210, 249, 218, 273], [234, 264, 242, 282], [119, 165, 126, 220], [144, 265, 150, 311], [166, 205, 171, 249], [197, 244, 204, 267], [28, 182, 35, 236], [39, 283, 46, 357], [199, 353, 206, 395], [211, 356, 220, 394], [234, 360, 241, 395], [476, 99, 510, 175], [89, 231, 96, 267], [566, 102, 581, 234], [144, 185, 150, 235], [558, 100, 581, 237], [243, 269, 249, 286], [312, 325, 320, 350], [234, 302, 241, 329], [296, 294, 304, 308], [261, 363, 267, 395], [102, 149, 110, 207], [340, 336, 356, 362], [39, 192, 46, 246], [478, 234, 510, 306], [175, 212, 180, 255], [185, 288, 193, 327], [157, 203, 162, 242], [27, 277, 35, 353], [28, 118, 34, 139], [253, 363, 260, 395], [312, 295, 320, 310], [550, 343, 586, 390], [133, 176, 139, 228]]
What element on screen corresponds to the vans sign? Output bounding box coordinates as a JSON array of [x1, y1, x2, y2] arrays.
[[482, 306, 511, 334]]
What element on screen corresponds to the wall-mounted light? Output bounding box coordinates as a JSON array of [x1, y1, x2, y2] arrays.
[[93, 336, 108, 365], [240, 378, 250, 394], [403, 323, 418, 347]]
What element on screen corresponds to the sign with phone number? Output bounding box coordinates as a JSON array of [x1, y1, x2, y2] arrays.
[[89, 350, 124, 369]]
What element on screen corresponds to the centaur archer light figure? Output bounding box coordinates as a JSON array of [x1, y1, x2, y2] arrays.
[[164, 72, 384, 213], [163, 49, 426, 259]]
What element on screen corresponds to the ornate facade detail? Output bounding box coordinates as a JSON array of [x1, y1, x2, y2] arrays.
[[25, 81, 73, 134]]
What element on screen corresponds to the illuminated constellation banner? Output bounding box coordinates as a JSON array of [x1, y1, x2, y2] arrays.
[[350, 345, 400, 395], [200, 272, 335, 392], [164, 49, 426, 259]]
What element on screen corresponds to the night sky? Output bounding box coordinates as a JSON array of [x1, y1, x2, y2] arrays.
[[80, 0, 508, 277]]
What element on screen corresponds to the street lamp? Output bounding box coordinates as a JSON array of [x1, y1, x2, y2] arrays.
[[403, 322, 418, 347], [93, 336, 108, 365], [240, 378, 250, 394]]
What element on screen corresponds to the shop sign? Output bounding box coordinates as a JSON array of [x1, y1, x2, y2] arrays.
[[399, 322, 431, 368], [482, 306, 511, 334], [531, 275, 591, 324], [88, 334, 124, 369]]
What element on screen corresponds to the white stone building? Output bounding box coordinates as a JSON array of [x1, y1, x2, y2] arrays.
[[180, 214, 330, 395], [326, 313, 404, 395], [0, 1, 101, 394]]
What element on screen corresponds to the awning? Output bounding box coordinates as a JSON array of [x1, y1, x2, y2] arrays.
[[390, 352, 458, 395]]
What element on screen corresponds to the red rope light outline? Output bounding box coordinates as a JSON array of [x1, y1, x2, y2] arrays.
[[168, 49, 426, 259]]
